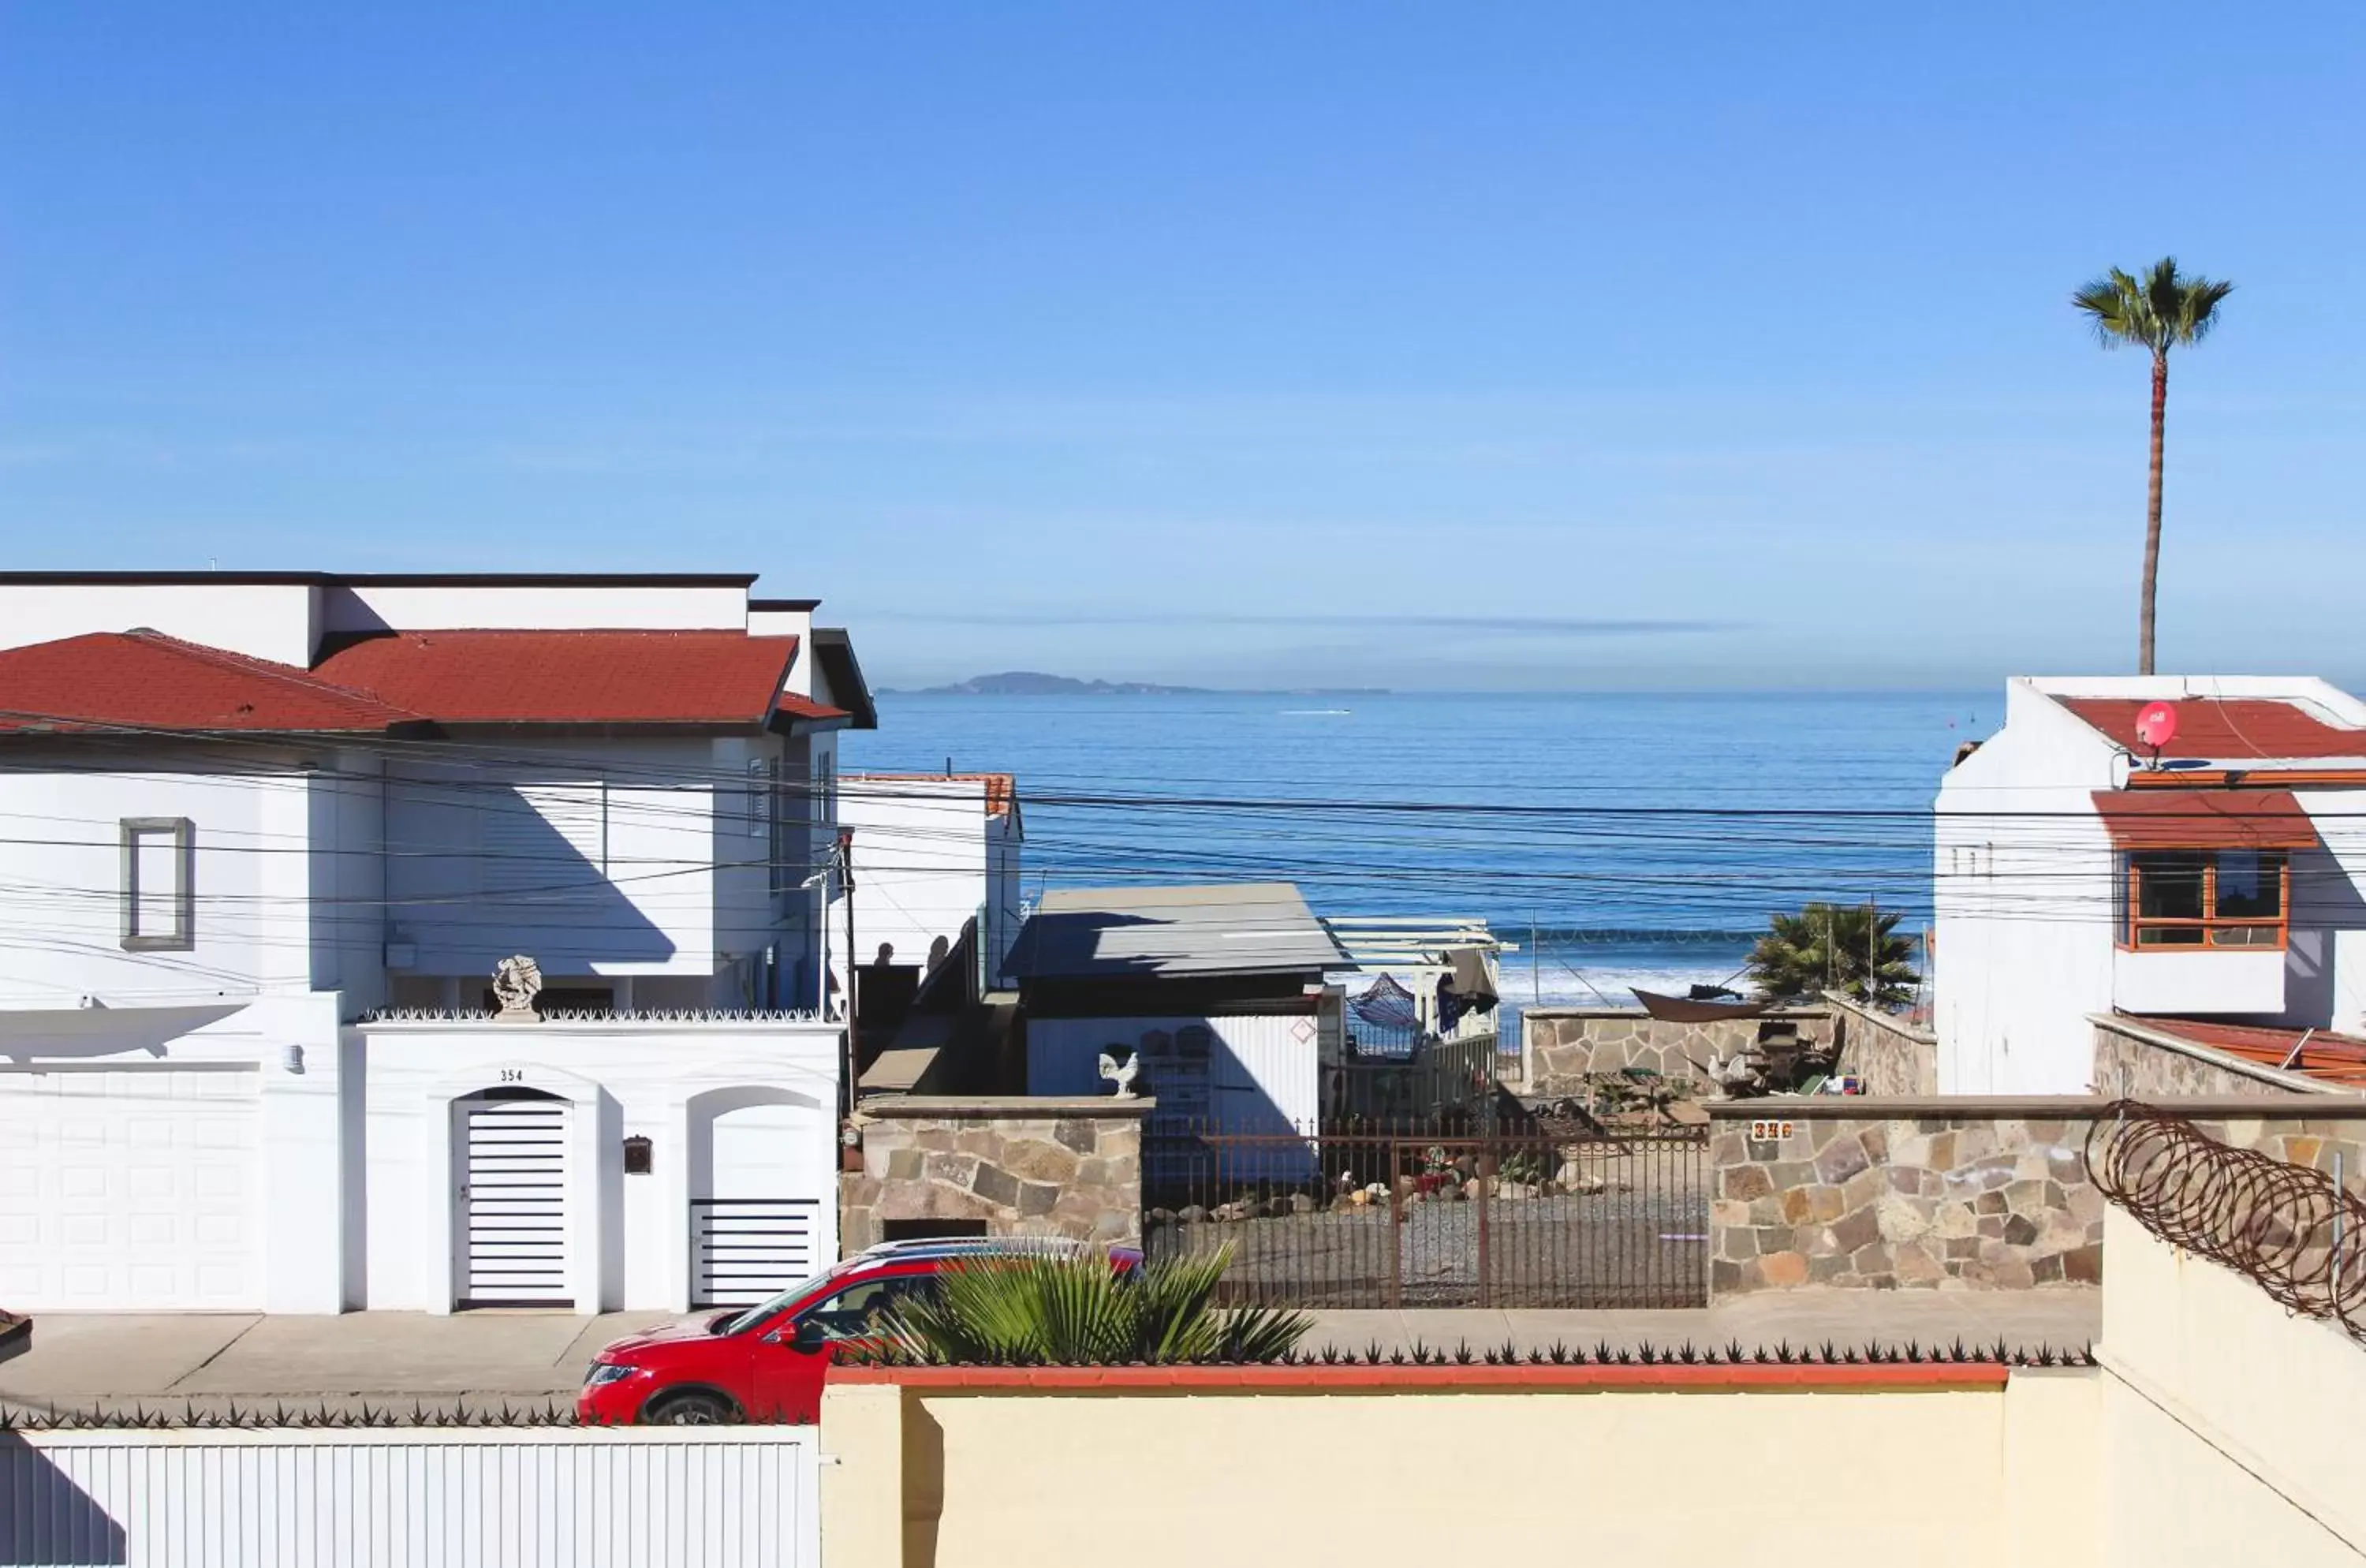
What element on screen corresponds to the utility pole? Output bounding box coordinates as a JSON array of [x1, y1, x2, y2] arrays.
[[838, 827, 858, 1115], [1531, 913, 1540, 1006]]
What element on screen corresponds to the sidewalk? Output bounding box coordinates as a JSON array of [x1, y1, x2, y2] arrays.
[[0, 1290, 2098, 1417]]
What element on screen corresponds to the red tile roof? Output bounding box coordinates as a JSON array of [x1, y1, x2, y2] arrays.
[[0, 628, 837, 734], [2091, 789, 2319, 851], [845, 772, 1017, 816], [2134, 1017, 2366, 1089], [311, 630, 803, 726], [2062, 697, 2366, 760], [0, 631, 420, 734]]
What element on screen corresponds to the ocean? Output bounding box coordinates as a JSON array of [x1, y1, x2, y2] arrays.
[[842, 690, 1988, 1010]]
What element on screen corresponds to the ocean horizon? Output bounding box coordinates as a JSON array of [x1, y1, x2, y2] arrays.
[[842, 689, 1983, 1008]]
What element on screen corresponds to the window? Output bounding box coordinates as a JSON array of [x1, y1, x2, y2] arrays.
[[121, 817, 195, 950], [794, 1274, 937, 1342], [2125, 849, 2288, 950]]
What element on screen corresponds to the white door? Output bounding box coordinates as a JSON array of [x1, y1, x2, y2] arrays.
[[0, 1069, 260, 1310], [692, 1099, 827, 1307], [453, 1089, 571, 1307]]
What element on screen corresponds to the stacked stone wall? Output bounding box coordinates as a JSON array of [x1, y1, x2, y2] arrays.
[[1521, 1008, 1831, 1097], [1709, 1099, 2366, 1294], [839, 1097, 1146, 1256]]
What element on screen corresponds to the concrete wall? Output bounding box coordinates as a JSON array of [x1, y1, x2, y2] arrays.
[[346, 1015, 842, 1313], [838, 1096, 1146, 1256], [1520, 1007, 1830, 1097], [1707, 1096, 2366, 1294], [819, 1365, 2096, 1568], [2099, 1208, 2366, 1562], [1827, 992, 1937, 1096]]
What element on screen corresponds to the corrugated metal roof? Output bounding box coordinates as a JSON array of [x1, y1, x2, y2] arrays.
[[1005, 883, 1348, 980], [2062, 696, 2366, 760]]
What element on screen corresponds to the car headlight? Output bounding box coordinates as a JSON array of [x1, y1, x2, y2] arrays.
[[584, 1362, 640, 1387]]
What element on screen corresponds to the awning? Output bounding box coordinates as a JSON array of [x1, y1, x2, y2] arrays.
[[2092, 789, 2319, 851]]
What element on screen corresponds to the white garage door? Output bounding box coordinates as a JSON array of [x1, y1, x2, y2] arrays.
[[692, 1097, 830, 1308], [0, 1067, 261, 1310]]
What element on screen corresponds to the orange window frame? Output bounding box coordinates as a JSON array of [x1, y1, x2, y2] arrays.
[[2121, 852, 2292, 952]]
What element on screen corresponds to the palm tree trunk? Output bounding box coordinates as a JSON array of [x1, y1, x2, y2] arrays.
[[2140, 352, 2168, 675]]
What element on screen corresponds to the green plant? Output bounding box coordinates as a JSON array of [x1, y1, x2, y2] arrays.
[[2070, 257, 2235, 675], [1748, 902, 1919, 1008], [882, 1245, 1312, 1365]]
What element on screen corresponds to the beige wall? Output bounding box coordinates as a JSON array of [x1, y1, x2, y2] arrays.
[[823, 1372, 2096, 1568], [2099, 1208, 2366, 1562], [823, 1205, 2366, 1568]]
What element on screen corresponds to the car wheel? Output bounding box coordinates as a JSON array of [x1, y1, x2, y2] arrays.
[[643, 1390, 737, 1426]]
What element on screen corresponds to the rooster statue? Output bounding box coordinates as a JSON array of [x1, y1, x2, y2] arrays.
[[1098, 1045, 1142, 1099]]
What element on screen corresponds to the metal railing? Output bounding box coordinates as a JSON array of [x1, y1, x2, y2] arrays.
[[1144, 1117, 1707, 1309]]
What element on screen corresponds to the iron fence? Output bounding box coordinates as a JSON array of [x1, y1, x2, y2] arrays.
[[1144, 1116, 1707, 1309]]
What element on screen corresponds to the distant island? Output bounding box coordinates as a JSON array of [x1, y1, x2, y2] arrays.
[[881, 670, 1387, 698]]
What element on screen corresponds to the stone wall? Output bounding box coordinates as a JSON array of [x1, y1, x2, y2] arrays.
[[1521, 1007, 1831, 1097], [1827, 993, 1938, 1096], [2088, 1017, 2327, 1099], [1707, 1096, 2366, 1294], [839, 1096, 1148, 1256]]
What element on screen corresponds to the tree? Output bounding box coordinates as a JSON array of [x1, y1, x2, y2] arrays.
[[2070, 258, 2236, 675], [1747, 902, 1920, 1009], [880, 1245, 1311, 1366]]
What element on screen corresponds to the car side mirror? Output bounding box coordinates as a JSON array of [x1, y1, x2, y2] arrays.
[[789, 1317, 829, 1352]]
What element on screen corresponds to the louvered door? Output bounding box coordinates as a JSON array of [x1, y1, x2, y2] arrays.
[[455, 1091, 570, 1306]]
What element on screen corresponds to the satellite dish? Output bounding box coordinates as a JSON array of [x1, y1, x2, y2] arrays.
[[2135, 701, 2180, 756]]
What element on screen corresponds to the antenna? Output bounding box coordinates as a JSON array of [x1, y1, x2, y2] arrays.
[[2133, 700, 2179, 771]]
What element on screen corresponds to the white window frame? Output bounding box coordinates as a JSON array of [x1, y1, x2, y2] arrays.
[[121, 816, 196, 950]]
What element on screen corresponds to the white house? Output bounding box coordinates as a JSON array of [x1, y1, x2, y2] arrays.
[[831, 772, 1023, 1008], [1934, 676, 2366, 1094], [0, 570, 875, 1315]]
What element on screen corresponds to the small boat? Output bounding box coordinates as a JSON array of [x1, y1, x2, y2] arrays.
[[1630, 987, 1775, 1024]]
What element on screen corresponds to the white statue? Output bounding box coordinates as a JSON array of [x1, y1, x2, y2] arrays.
[[491, 954, 543, 1021], [1098, 1045, 1141, 1099]]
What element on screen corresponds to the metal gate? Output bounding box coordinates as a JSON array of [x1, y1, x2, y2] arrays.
[[1144, 1119, 1708, 1309], [456, 1089, 570, 1307], [692, 1197, 824, 1307]]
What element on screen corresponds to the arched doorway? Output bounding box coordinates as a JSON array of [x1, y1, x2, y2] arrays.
[[685, 1085, 830, 1308], [451, 1085, 573, 1308]]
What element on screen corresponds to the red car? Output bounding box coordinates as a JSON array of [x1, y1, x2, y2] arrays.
[[578, 1237, 1144, 1425]]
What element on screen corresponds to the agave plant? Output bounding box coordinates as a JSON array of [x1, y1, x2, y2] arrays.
[[882, 1244, 1311, 1365]]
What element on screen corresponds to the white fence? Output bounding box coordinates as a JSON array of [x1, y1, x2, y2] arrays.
[[0, 1426, 818, 1568]]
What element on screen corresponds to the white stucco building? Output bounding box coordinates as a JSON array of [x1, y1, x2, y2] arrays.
[[831, 772, 1023, 1007], [1935, 676, 2366, 1094], [0, 570, 875, 1314]]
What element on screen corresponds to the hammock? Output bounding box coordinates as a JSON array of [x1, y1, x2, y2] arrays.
[[1349, 973, 1422, 1032]]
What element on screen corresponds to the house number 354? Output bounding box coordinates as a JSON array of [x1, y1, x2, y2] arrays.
[[499, 1069, 525, 1084]]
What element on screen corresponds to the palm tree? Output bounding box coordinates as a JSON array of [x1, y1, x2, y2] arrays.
[[1747, 902, 1920, 1010], [2071, 258, 2235, 675]]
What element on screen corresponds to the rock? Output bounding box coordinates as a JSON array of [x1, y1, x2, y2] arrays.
[[1464, 1178, 1484, 1201], [1290, 1193, 1317, 1215], [1756, 1249, 1811, 1288], [1365, 1182, 1391, 1201], [1178, 1204, 1209, 1224], [1349, 1189, 1369, 1208]]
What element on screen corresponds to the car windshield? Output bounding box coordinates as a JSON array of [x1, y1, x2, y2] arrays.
[[713, 1267, 839, 1337]]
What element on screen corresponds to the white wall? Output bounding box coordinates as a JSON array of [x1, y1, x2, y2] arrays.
[[0, 581, 319, 664], [1934, 681, 2123, 1093], [0, 993, 349, 1313], [348, 1017, 840, 1313], [1026, 1013, 1319, 1133], [832, 778, 995, 998], [326, 581, 750, 634], [0, 1427, 819, 1568], [0, 754, 291, 1007]]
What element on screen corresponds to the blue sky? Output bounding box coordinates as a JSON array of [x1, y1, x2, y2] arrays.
[[4, 6, 2362, 690]]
